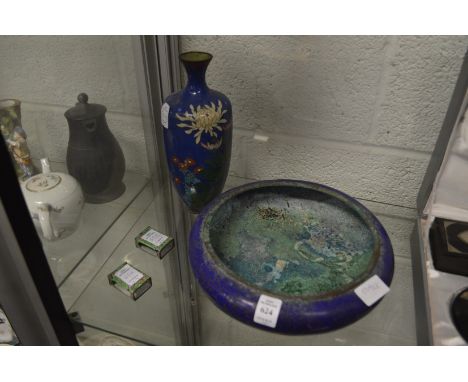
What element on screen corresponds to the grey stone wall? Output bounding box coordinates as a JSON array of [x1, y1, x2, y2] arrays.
[[180, 35, 468, 345], [3, 35, 466, 196], [181, 36, 468, 208], [0, 36, 149, 175]]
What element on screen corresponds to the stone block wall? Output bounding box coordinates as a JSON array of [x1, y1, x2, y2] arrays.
[[2, 35, 466, 200], [0, 36, 149, 175], [180, 36, 468, 345], [181, 36, 468, 208]]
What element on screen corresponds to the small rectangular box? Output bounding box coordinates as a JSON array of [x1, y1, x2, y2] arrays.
[[135, 226, 174, 259], [429, 218, 468, 277], [108, 262, 152, 301]]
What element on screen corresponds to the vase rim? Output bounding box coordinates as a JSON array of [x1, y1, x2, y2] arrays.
[[180, 51, 213, 63], [0, 99, 21, 109]]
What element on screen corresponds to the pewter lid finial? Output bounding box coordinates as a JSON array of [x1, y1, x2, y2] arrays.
[[65, 92, 106, 121], [77, 93, 89, 104]]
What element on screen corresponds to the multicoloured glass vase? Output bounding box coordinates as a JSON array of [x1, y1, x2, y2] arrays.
[[162, 52, 233, 213], [0, 99, 37, 180]]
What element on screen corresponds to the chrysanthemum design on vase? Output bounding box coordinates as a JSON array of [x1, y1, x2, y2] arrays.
[[162, 51, 232, 213], [176, 100, 227, 150]]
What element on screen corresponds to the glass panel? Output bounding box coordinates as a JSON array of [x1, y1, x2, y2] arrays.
[[68, 184, 177, 345], [43, 167, 148, 286], [174, 35, 443, 345], [0, 36, 181, 345]]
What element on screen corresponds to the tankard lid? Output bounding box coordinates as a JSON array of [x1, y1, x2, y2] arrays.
[[64, 93, 107, 121]]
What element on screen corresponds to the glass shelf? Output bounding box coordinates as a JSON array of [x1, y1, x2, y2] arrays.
[[68, 191, 177, 346], [37, 162, 148, 286], [63, 174, 419, 346], [76, 326, 148, 346], [195, 175, 419, 345]]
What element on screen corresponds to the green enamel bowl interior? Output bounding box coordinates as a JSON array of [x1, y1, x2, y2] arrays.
[[207, 184, 380, 299]]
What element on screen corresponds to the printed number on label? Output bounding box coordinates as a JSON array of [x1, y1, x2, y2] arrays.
[[253, 294, 282, 328]]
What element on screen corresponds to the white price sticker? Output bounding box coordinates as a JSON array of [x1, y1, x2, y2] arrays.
[[354, 275, 390, 306], [115, 264, 144, 287], [161, 103, 170, 129], [141, 229, 168, 247], [253, 294, 282, 328]]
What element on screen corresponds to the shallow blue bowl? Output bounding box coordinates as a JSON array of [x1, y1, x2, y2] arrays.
[[189, 180, 394, 334]]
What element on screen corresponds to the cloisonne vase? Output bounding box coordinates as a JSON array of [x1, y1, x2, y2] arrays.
[[162, 52, 232, 213]]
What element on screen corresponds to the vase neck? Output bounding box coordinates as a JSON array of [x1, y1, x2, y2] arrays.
[[180, 52, 212, 95]]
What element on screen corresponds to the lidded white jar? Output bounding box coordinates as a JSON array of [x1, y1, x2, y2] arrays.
[[21, 158, 84, 241]]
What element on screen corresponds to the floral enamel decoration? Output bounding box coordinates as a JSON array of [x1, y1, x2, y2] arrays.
[[170, 155, 204, 205], [0, 99, 37, 179], [162, 51, 232, 213], [176, 100, 227, 150], [201, 139, 222, 150]]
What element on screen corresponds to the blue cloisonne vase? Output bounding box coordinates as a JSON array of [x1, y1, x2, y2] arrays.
[[162, 52, 233, 213]]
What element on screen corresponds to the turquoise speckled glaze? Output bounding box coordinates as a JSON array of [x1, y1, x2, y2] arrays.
[[208, 185, 378, 298], [189, 180, 394, 334]]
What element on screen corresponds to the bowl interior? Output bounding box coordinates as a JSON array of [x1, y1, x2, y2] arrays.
[[206, 184, 379, 299]]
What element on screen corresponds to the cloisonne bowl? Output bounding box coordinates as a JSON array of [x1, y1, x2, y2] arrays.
[[189, 180, 394, 334]]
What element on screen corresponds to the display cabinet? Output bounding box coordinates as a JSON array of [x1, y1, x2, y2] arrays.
[[1, 35, 465, 346], [411, 51, 468, 346], [0, 36, 197, 345]]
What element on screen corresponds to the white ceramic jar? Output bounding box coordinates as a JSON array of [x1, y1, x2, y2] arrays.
[[21, 158, 84, 241]]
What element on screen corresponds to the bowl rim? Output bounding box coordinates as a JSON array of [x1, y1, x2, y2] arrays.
[[189, 179, 395, 334]]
